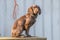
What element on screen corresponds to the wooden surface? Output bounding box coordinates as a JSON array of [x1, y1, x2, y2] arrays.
[[0, 37, 47, 40]]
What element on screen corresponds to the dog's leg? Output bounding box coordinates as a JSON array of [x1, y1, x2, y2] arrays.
[[25, 24, 31, 37], [16, 25, 24, 37], [12, 25, 23, 37], [26, 29, 31, 37], [12, 29, 20, 37]]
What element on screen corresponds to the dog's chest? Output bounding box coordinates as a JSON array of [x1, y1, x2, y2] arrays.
[[26, 15, 36, 25]]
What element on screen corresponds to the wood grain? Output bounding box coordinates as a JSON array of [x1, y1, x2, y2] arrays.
[[0, 37, 46, 40]]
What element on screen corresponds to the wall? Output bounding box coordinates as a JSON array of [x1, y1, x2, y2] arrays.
[[0, 0, 60, 40]]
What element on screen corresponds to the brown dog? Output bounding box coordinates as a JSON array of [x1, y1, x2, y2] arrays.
[[11, 5, 41, 37]]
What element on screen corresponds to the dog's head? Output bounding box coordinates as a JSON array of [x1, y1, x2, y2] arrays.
[[28, 5, 41, 15]]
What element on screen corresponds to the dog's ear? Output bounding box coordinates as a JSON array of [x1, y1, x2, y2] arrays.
[[38, 7, 41, 15], [28, 7, 33, 13]]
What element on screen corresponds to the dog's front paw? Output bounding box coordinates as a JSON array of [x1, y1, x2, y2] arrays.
[[26, 35, 32, 37]]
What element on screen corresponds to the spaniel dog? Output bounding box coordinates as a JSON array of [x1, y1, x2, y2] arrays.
[[11, 5, 41, 37]]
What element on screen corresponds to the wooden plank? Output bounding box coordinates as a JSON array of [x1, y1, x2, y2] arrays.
[[53, 0, 60, 40], [0, 37, 46, 40], [0, 0, 6, 36], [43, 0, 52, 40]]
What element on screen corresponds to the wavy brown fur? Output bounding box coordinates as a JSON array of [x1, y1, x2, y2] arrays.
[[11, 5, 41, 37]]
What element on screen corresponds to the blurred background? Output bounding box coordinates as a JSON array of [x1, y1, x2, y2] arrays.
[[0, 0, 60, 40]]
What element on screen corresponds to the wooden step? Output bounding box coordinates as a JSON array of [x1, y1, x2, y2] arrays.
[[0, 37, 47, 40]]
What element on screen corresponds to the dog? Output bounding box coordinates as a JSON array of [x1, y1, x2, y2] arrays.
[[11, 5, 41, 37]]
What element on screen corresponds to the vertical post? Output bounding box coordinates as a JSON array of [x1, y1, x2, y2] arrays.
[[12, 0, 19, 20], [51, 0, 53, 40]]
